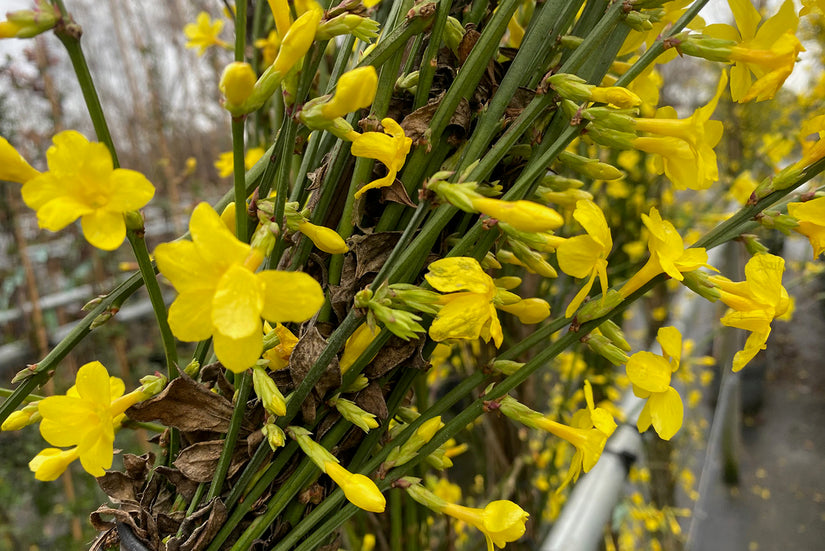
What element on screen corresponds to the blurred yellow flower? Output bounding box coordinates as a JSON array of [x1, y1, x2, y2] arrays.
[[184, 12, 229, 56], [788, 197, 825, 258]]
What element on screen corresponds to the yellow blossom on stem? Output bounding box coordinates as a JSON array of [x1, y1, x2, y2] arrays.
[[255, 30, 281, 66], [620, 207, 711, 298], [220, 62, 257, 108], [703, 0, 803, 102], [556, 200, 613, 318], [297, 220, 349, 254], [323, 461, 386, 512], [20, 131, 155, 250], [708, 253, 790, 372], [339, 322, 381, 374], [33, 361, 150, 480], [154, 203, 324, 373], [632, 72, 727, 190], [0, 136, 40, 183], [788, 197, 825, 258], [626, 327, 685, 440], [320, 66, 379, 120], [262, 322, 299, 370], [271, 8, 321, 75], [425, 257, 502, 347], [469, 197, 564, 233], [351, 118, 412, 198], [215, 147, 265, 179], [184, 12, 229, 56]]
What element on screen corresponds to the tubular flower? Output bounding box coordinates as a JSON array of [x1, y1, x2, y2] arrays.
[[499, 394, 614, 491], [154, 203, 324, 373], [703, 0, 803, 102], [556, 200, 613, 318], [297, 220, 349, 254], [708, 253, 790, 372], [19, 131, 155, 250], [323, 461, 386, 512], [620, 208, 711, 298], [404, 478, 529, 551], [0, 136, 40, 183], [626, 327, 685, 440], [469, 197, 564, 233], [632, 72, 727, 190], [32, 361, 151, 480], [184, 12, 229, 56], [350, 118, 412, 198], [788, 197, 825, 258]]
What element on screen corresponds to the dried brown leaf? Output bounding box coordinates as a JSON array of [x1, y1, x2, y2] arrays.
[[174, 440, 248, 483]]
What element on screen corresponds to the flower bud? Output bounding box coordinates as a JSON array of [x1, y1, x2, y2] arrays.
[[1, 402, 40, 431], [558, 151, 623, 180], [492, 360, 524, 376], [681, 270, 721, 302], [316, 13, 380, 42], [272, 9, 321, 75], [298, 220, 349, 253], [444, 16, 464, 55], [323, 461, 386, 512], [184, 359, 201, 377], [497, 297, 551, 324], [506, 240, 558, 278], [584, 333, 630, 366], [139, 373, 168, 397], [262, 422, 286, 450], [342, 373, 369, 393], [472, 197, 565, 233], [598, 319, 631, 352], [253, 366, 287, 416], [319, 66, 378, 120], [0, 2, 58, 39], [331, 395, 379, 433], [389, 284, 442, 315], [575, 289, 623, 323], [340, 322, 381, 374], [220, 62, 257, 111], [123, 210, 145, 232], [384, 416, 444, 469]]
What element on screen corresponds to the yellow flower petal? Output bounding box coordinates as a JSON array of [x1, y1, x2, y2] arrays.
[[626, 351, 672, 393], [425, 257, 493, 294], [81, 209, 127, 251], [645, 386, 684, 440], [106, 169, 156, 211], [429, 293, 493, 342], [257, 270, 325, 323], [167, 290, 214, 342], [212, 264, 264, 339], [214, 326, 264, 373], [189, 202, 250, 271], [0, 137, 40, 183]]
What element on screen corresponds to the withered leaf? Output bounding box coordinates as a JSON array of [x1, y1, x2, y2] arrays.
[[126, 373, 237, 433], [97, 472, 139, 504], [350, 232, 402, 281], [155, 466, 200, 501], [365, 335, 423, 378], [380, 178, 417, 207], [165, 499, 227, 551], [457, 26, 480, 65], [330, 253, 358, 322], [174, 440, 248, 483], [290, 326, 341, 398], [400, 94, 471, 146], [355, 382, 389, 421]]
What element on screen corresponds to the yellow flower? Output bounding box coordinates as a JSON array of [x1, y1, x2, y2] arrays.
[[321, 66, 378, 120], [441, 500, 529, 551], [350, 118, 412, 198], [632, 72, 726, 190], [262, 322, 299, 370], [20, 131, 155, 250], [425, 257, 502, 348], [704, 0, 803, 102], [556, 200, 613, 317], [184, 12, 229, 56], [33, 361, 149, 479], [154, 203, 324, 373], [626, 327, 685, 440], [323, 461, 386, 513], [788, 197, 825, 258], [620, 207, 710, 298], [469, 197, 564, 233], [339, 322, 381, 373], [214, 147, 265, 179], [255, 30, 281, 66], [297, 220, 349, 254], [0, 136, 40, 183], [220, 62, 257, 107], [272, 8, 321, 75], [708, 253, 790, 372]]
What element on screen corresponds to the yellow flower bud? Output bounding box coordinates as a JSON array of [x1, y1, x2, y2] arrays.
[[1, 404, 40, 431], [252, 366, 287, 416], [340, 323, 381, 374], [321, 66, 378, 120], [272, 9, 321, 75], [29, 447, 81, 481], [220, 62, 256, 108], [0, 137, 40, 183], [297, 220, 349, 254], [470, 197, 564, 233], [324, 461, 386, 513], [588, 86, 641, 108]]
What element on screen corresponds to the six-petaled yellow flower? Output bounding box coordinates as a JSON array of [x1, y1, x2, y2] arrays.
[[154, 202, 324, 373], [350, 118, 412, 198], [626, 327, 685, 440], [19, 131, 155, 250], [788, 197, 825, 258], [708, 253, 790, 372]]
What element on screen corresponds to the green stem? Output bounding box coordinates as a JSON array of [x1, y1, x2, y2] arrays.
[[207, 371, 252, 501], [126, 231, 178, 378], [234, 0, 246, 62], [413, 0, 452, 110], [232, 118, 249, 240], [356, 7, 435, 70], [0, 389, 45, 402], [55, 25, 118, 165]]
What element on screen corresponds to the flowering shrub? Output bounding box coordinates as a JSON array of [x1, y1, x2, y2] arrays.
[[1, 0, 824, 549]]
